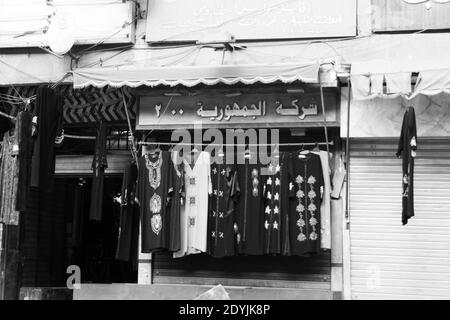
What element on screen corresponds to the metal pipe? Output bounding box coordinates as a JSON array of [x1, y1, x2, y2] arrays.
[[138, 141, 334, 147], [345, 77, 351, 220]]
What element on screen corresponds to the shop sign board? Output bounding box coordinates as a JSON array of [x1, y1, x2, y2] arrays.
[[137, 87, 339, 130], [146, 0, 357, 42]]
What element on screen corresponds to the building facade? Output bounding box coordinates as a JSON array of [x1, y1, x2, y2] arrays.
[[0, 0, 449, 300]]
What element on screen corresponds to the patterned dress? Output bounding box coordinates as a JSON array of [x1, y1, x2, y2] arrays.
[[138, 151, 174, 253], [208, 157, 240, 258], [174, 151, 212, 258], [396, 107, 417, 225], [262, 152, 292, 255], [289, 152, 324, 256]]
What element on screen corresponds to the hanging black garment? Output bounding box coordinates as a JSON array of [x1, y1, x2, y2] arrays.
[[208, 157, 240, 258], [396, 107, 418, 225], [115, 163, 139, 270], [89, 122, 108, 221], [288, 152, 324, 256], [30, 86, 63, 191], [167, 151, 184, 252], [262, 152, 292, 255], [15, 111, 33, 212], [235, 159, 265, 255], [138, 151, 174, 253]]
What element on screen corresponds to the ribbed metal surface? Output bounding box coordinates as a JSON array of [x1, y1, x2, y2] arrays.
[[349, 139, 450, 300]]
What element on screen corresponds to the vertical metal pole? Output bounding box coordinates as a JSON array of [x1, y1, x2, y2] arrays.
[[345, 77, 351, 220]]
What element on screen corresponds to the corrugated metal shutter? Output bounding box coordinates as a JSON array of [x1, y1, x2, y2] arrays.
[[349, 139, 450, 300], [153, 251, 331, 291]]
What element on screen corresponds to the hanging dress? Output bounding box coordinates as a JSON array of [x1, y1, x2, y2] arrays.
[[174, 151, 211, 258], [208, 155, 240, 258], [138, 151, 174, 253], [288, 152, 324, 256], [262, 151, 293, 255], [235, 158, 265, 255]]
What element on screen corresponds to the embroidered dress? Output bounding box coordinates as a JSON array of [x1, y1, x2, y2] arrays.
[[262, 152, 292, 255], [138, 151, 174, 253], [174, 151, 212, 258], [208, 156, 240, 258], [289, 152, 324, 256], [235, 160, 265, 255], [396, 107, 417, 225]]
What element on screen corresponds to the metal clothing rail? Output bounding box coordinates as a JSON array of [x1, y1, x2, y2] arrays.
[[138, 141, 334, 147]]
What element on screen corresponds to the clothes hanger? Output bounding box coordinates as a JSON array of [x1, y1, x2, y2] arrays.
[[244, 144, 253, 159], [313, 142, 320, 152], [298, 143, 310, 158]]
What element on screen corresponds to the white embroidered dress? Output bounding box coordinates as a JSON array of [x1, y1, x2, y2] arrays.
[[174, 151, 212, 258]]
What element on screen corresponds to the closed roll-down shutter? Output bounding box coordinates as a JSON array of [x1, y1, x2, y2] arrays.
[[349, 139, 450, 300]]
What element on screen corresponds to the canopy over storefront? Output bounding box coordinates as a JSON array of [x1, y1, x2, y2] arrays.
[[72, 61, 323, 89], [71, 42, 343, 89]]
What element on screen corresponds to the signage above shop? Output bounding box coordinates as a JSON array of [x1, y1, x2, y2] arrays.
[[137, 86, 339, 130], [145, 0, 357, 43]]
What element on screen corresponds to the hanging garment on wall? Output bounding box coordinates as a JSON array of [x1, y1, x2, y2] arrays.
[[208, 156, 240, 258], [0, 131, 19, 225], [174, 151, 211, 258], [235, 159, 265, 255], [116, 162, 139, 270], [262, 152, 292, 255], [89, 122, 108, 221], [15, 111, 33, 212], [139, 151, 174, 253], [288, 152, 324, 256], [396, 107, 418, 226], [168, 151, 185, 252], [30, 86, 63, 191], [312, 150, 331, 250]]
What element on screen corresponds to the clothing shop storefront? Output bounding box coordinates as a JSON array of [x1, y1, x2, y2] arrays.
[[70, 59, 348, 300], [343, 63, 450, 300], [0, 84, 139, 300]]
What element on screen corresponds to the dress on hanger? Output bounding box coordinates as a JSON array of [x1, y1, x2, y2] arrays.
[[174, 151, 212, 258], [289, 152, 324, 256], [138, 150, 174, 253], [396, 106, 418, 225], [262, 151, 292, 255], [208, 155, 240, 258], [235, 158, 265, 255]]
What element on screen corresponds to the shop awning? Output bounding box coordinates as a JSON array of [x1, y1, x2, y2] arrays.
[[73, 61, 323, 89], [71, 42, 342, 89], [351, 59, 450, 100]]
